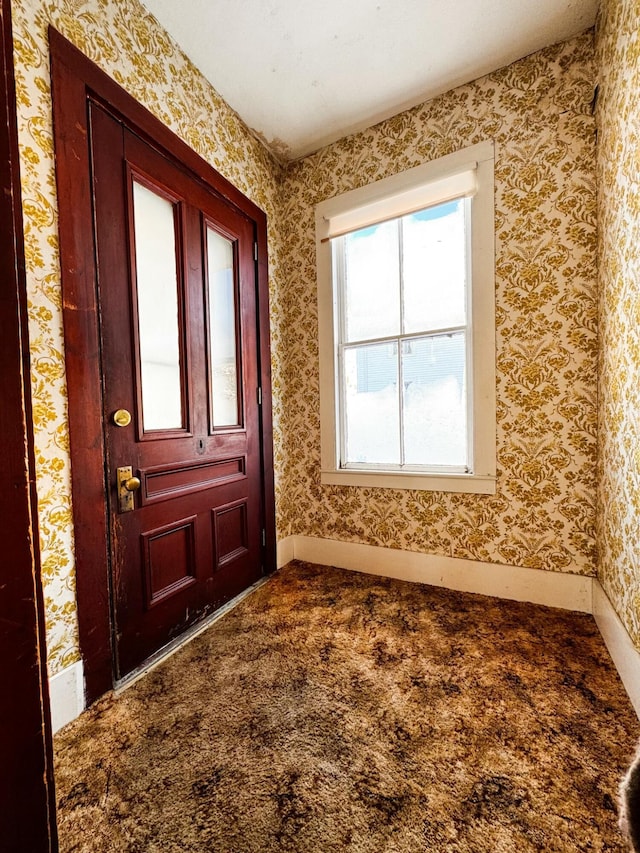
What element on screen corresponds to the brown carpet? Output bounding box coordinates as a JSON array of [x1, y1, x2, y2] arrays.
[[54, 560, 639, 852]]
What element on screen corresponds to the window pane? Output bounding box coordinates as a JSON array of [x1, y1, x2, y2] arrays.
[[344, 220, 400, 341], [402, 333, 467, 467], [343, 343, 400, 465], [206, 227, 240, 427], [402, 199, 467, 334], [132, 181, 183, 431]]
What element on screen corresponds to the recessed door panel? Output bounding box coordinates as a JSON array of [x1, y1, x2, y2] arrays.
[[140, 457, 246, 505], [143, 517, 197, 608], [213, 500, 249, 570], [89, 101, 264, 679]]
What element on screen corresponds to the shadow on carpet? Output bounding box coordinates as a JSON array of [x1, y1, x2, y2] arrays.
[[54, 560, 639, 852]]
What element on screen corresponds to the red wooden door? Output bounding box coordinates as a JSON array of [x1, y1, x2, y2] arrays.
[[90, 102, 264, 678]]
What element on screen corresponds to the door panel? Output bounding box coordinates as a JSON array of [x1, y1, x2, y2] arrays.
[[142, 516, 197, 607], [90, 101, 263, 678]]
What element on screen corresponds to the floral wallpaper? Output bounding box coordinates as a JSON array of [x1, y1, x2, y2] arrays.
[[280, 34, 598, 577], [595, 0, 640, 650], [11, 0, 286, 675]]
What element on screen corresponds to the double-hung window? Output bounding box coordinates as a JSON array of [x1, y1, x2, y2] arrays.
[[316, 141, 496, 494]]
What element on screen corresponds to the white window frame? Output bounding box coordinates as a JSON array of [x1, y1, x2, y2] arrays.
[[315, 141, 496, 494]]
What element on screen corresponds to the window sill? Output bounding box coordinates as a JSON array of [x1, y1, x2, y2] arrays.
[[320, 469, 496, 494]]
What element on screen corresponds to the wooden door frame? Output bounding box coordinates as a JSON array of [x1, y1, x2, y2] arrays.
[[50, 28, 276, 704], [0, 1, 58, 849]]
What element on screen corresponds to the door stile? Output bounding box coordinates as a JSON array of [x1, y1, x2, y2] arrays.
[[88, 102, 134, 680]]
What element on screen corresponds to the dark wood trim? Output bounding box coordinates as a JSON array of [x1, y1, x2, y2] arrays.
[[50, 27, 276, 703], [50, 38, 114, 701], [0, 1, 58, 849], [256, 224, 277, 568]]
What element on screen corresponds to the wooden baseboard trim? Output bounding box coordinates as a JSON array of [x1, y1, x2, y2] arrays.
[[49, 660, 85, 734], [593, 580, 640, 718], [276, 535, 295, 568], [279, 534, 593, 612]]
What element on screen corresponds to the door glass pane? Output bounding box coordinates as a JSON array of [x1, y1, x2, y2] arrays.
[[132, 181, 183, 431], [207, 226, 240, 427], [402, 199, 467, 334], [402, 332, 467, 467], [343, 342, 400, 465], [343, 220, 400, 342]]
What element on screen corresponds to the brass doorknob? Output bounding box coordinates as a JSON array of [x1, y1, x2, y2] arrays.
[[116, 466, 140, 513], [123, 476, 141, 492]]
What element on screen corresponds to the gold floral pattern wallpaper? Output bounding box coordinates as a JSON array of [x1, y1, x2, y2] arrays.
[[595, 0, 640, 649], [280, 35, 598, 577], [11, 0, 286, 675]]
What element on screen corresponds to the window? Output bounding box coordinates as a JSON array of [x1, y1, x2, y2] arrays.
[[316, 141, 496, 494]]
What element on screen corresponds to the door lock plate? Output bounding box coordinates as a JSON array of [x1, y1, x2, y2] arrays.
[[117, 465, 140, 513]]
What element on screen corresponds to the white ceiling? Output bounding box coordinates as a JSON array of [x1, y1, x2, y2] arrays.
[[141, 0, 598, 162]]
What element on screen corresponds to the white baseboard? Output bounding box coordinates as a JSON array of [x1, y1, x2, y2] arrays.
[[280, 534, 593, 612], [277, 535, 295, 568], [593, 581, 640, 718], [49, 660, 85, 734]]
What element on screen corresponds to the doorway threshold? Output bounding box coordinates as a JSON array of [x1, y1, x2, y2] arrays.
[[114, 574, 271, 694]]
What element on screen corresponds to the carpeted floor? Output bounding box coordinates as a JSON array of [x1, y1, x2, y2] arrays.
[[54, 560, 639, 852]]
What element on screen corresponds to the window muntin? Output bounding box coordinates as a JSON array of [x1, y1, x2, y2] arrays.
[[336, 198, 470, 473], [316, 141, 496, 494]]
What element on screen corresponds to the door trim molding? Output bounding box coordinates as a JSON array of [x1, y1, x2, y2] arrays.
[[0, 1, 58, 848], [50, 27, 276, 703]]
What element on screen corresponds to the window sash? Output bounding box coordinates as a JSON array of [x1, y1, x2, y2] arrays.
[[338, 332, 469, 474], [334, 199, 472, 474]]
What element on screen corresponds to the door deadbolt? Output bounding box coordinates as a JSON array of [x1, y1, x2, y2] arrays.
[[113, 409, 132, 427], [117, 466, 140, 513]]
